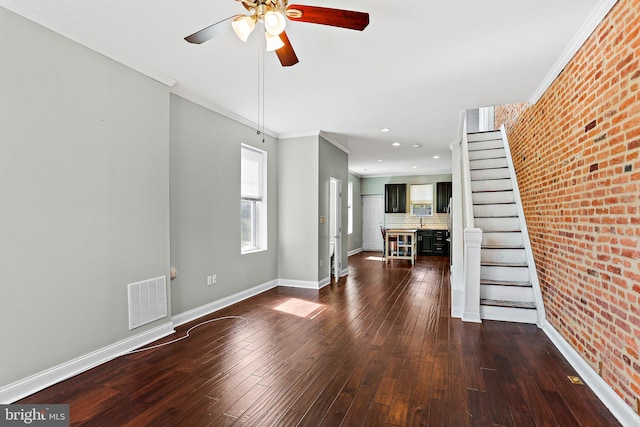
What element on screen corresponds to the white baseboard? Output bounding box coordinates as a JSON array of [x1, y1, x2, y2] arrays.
[[318, 277, 331, 288], [348, 248, 363, 257], [172, 280, 278, 327], [542, 321, 640, 427], [0, 321, 175, 404], [451, 289, 464, 318], [279, 278, 323, 289]]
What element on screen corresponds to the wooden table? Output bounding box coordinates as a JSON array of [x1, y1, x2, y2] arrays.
[[385, 229, 417, 265]]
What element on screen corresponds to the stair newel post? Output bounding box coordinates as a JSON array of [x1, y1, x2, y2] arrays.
[[462, 227, 483, 323]]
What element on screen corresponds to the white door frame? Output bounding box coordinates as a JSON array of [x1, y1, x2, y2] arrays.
[[330, 178, 342, 281], [362, 195, 384, 251]]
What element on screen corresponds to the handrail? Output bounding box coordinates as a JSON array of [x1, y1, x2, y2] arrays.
[[461, 112, 482, 323], [451, 110, 482, 323], [460, 122, 475, 229]]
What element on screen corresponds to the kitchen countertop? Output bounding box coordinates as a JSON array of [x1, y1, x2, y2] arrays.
[[387, 226, 448, 231]]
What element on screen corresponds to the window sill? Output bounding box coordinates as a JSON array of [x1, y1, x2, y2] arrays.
[[242, 247, 267, 255]]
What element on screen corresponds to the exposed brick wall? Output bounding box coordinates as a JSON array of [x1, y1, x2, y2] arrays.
[[498, 0, 640, 411], [495, 102, 529, 131]]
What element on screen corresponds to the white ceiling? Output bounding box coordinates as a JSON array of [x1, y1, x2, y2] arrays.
[[3, 0, 606, 177]]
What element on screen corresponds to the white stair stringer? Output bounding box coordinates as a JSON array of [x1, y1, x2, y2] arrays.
[[467, 129, 545, 325]]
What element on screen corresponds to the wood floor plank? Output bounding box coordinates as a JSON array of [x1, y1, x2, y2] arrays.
[[15, 253, 621, 427]]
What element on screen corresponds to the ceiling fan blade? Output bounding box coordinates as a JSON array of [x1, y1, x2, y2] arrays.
[[286, 4, 369, 31], [276, 32, 299, 67], [185, 15, 239, 44]]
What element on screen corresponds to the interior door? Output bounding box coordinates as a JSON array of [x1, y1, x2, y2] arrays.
[[362, 195, 384, 251]]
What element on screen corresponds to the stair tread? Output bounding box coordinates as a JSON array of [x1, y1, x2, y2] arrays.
[[481, 279, 531, 287], [481, 299, 537, 309], [469, 156, 507, 161], [468, 147, 504, 152], [472, 189, 513, 193], [482, 245, 525, 249], [475, 215, 518, 218], [482, 261, 528, 267]]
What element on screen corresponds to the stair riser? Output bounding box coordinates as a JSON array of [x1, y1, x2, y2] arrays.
[[468, 148, 506, 161], [481, 248, 527, 264], [480, 305, 538, 324], [481, 265, 530, 282], [474, 204, 518, 218], [472, 179, 513, 192], [468, 139, 504, 151], [481, 285, 534, 302], [482, 232, 523, 247], [469, 157, 509, 170], [475, 217, 520, 232], [473, 191, 515, 205], [467, 131, 502, 142], [470, 168, 510, 181]]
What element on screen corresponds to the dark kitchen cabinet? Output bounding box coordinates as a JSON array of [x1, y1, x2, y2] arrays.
[[385, 184, 407, 213], [418, 230, 449, 256], [418, 230, 434, 255], [436, 181, 452, 213]]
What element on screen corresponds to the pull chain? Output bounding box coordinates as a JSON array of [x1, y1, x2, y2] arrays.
[[257, 30, 265, 143]]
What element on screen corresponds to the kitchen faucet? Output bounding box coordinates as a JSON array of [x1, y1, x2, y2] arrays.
[[419, 217, 423, 228]]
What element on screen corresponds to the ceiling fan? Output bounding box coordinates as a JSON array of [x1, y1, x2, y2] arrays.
[[185, 0, 369, 67]]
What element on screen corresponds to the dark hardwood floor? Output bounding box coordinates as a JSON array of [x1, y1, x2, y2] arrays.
[[19, 253, 620, 426]]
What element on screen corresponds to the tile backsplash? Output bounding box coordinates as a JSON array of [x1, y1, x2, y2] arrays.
[[385, 213, 448, 229]]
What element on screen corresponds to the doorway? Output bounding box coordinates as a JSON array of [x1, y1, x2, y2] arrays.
[[329, 178, 342, 282], [362, 195, 384, 251]]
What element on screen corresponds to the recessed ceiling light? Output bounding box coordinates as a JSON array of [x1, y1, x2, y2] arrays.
[[412, 165, 418, 169], [392, 142, 401, 146], [377, 159, 383, 162], [433, 155, 440, 159], [381, 128, 390, 132], [412, 144, 422, 149]]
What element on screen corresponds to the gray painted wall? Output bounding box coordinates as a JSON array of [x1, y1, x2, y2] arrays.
[[277, 136, 319, 282], [347, 173, 363, 253], [170, 95, 279, 314], [0, 8, 171, 386], [318, 137, 348, 281]]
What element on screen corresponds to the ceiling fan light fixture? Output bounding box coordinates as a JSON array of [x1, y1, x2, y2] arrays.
[[264, 10, 286, 35], [265, 32, 285, 51], [232, 15, 256, 42]]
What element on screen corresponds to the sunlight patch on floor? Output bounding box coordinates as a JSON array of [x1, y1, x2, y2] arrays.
[[274, 298, 324, 318], [366, 255, 384, 261]]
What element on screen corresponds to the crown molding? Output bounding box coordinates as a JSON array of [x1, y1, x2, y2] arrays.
[[0, 1, 177, 88], [171, 86, 278, 139], [529, 0, 618, 104]]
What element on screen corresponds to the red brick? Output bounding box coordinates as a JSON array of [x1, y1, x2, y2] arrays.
[[498, 0, 640, 411]]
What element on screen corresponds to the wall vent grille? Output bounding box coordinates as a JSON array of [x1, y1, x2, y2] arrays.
[[128, 276, 167, 330]]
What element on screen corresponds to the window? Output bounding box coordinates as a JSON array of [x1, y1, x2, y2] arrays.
[[409, 184, 433, 217], [347, 181, 353, 234], [241, 145, 267, 252]]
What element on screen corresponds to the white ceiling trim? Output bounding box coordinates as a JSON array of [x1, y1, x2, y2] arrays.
[[0, 0, 177, 87], [319, 131, 351, 155], [528, 0, 618, 104], [171, 85, 278, 139]]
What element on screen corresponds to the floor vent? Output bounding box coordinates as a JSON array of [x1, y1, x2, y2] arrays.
[[128, 276, 167, 330]]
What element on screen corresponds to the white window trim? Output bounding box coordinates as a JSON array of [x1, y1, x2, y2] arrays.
[[241, 144, 267, 253], [347, 181, 353, 235]]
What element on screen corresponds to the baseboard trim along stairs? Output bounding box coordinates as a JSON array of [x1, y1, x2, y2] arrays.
[[467, 129, 544, 325]]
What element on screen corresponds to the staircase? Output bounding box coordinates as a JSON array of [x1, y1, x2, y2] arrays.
[[467, 130, 539, 324]]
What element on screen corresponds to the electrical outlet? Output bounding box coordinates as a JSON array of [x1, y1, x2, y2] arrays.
[[212, 275, 217, 284], [207, 275, 212, 286]]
